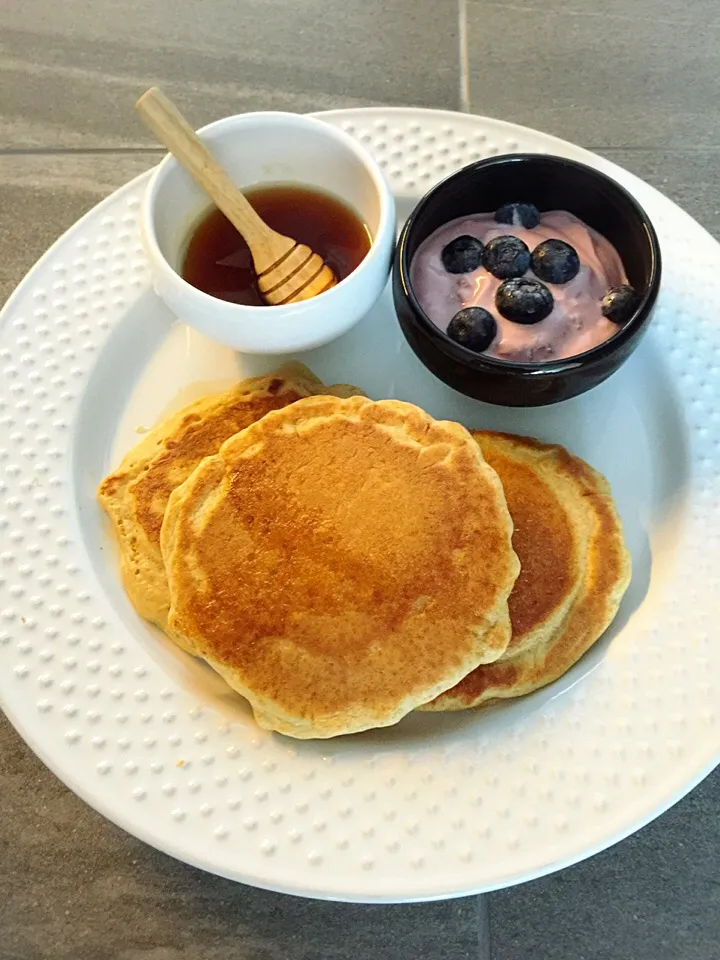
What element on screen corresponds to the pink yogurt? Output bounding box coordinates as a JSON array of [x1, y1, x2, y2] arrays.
[[409, 210, 628, 362]]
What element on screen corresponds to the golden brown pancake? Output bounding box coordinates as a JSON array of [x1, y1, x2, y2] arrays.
[[160, 396, 520, 738], [423, 432, 630, 711], [98, 363, 361, 638], [477, 431, 590, 658]]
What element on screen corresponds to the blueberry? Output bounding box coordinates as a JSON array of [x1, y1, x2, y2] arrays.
[[601, 285, 638, 325], [494, 202, 541, 230], [495, 278, 554, 325], [483, 235, 531, 280], [441, 235, 485, 274], [446, 307, 497, 352], [531, 239, 580, 284]]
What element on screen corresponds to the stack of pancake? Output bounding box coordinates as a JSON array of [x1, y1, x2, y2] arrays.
[[99, 363, 630, 739]]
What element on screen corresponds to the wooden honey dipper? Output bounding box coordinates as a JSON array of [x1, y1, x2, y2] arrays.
[[136, 87, 337, 305]]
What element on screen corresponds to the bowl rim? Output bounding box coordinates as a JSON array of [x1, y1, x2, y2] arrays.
[[396, 152, 662, 374], [140, 110, 395, 320]]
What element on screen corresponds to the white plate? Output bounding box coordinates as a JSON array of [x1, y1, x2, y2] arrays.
[[1, 108, 718, 903]]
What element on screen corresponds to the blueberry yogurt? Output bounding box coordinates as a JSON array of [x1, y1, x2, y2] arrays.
[[409, 203, 637, 362]]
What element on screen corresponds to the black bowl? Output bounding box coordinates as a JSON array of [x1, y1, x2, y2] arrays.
[[392, 153, 662, 407]]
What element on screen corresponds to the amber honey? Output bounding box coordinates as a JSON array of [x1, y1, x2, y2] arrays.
[[182, 183, 371, 306]]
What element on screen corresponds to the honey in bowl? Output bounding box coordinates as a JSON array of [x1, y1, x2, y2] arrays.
[[182, 183, 372, 306]]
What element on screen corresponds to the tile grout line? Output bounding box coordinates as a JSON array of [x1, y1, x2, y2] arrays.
[[478, 894, 493, 960], [0, 146, 164, 157], [458, 0, 471, 113]]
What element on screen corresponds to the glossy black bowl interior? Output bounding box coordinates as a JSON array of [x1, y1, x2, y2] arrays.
[[393, 153, 662, 406]]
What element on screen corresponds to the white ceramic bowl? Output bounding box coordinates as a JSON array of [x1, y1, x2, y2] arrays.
[[141, 111, 395, 354]]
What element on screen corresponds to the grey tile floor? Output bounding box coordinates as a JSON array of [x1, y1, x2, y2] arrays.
[[1, 2, 718, 958]]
